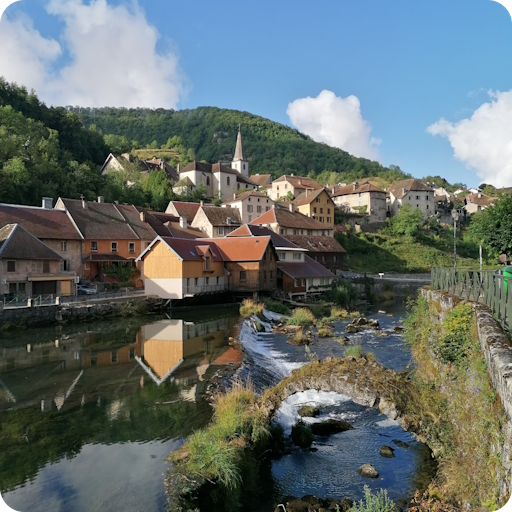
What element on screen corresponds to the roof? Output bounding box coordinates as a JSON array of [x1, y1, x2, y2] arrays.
[[283, 235, 346, 253], [249, 174, 271, 186], [58, 198, 150, 240], [199, 206, 242, 227], [294, 188, 331, 206], [144, 158, 179, 181], [233, 127, 245, 161], [272, 175, 323, 190], [0, 224, 63, 260], [388, 179, 432, 199], [221, 190, 271, 205], [0, 203, 81, 240], [174, 177, 194, 187], [165, 201, 214, 223], [331, 181, 386, 197], [83, 253, 130, 262], [135, 210, 205, 239], [236, 173, 257, 186], [249, 207, 330, 230], [180, 161, 240, 175], [206, 236, 271, 262], [466, 193, 494, 207], [228, 224, 302, 249], [155, 238, 223, 262], [278, 255, 334, 279]]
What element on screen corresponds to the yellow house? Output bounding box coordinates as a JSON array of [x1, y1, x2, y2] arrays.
[[294, 188, 335, 229]]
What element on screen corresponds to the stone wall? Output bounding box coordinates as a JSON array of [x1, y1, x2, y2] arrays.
[[422, 288, 512, 498]]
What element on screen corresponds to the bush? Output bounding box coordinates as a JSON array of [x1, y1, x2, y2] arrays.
[[261, 298, 291, 315], [350, 486, 396, 512], [344, 345, 362, 358], [331, 307, 349, 319], [317, 327, 334, 337], [240, 299, 264, 318], [291, 420, 313, 448], [436, 303, 474, 365], [287, 308, 316, 327], [323, 280, 357, 307]]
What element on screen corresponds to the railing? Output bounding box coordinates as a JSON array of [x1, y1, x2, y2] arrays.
[[183, 284, 224, 295], [431, 267, 511, 330]]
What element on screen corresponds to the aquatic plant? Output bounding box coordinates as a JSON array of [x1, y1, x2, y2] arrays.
[[287, 308, 316, 327], [349, 486, 396, 512]]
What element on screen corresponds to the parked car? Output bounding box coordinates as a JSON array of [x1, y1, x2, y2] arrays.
[[77, 285, 96, 295]]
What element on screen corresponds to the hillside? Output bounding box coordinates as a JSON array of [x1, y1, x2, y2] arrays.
[[72, 106, 410, 182]]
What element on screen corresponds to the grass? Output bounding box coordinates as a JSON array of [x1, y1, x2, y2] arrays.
[[403, 297, 507, 510], [239, 299, 264, 319], [317, 327, 334, 337], [344, 345, 362, 358], [349, 486, 396, 512], [287, 308, 316, 327], [291, 420, 313, 448], [261, 298, 291, 316], [331, 306, 350, 319]]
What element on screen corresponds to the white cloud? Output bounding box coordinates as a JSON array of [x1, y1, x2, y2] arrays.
[[427, 90, 512, 187], [287, 90, 382, 161], [0, 0, 185, 108]]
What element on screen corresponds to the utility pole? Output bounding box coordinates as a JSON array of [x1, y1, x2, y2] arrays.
[[451, 209, 459, 269]]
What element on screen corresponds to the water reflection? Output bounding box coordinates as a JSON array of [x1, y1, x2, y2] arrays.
[[0, 307, 240, 512]]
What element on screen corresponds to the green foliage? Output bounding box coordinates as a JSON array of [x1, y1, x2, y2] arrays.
[[102, 264, 133, 283], [349, 486, 396, 512], [261, 298, 291, 315], [322, 280, 357, 307], [290, 420, 313, 448], [104, 134, 131, 154], [436, 304, 474, 364], [468, 194, 512, 259], [387, 203, 424, 238], [287, 308, 316, 327], [344, 345, 362, 358]]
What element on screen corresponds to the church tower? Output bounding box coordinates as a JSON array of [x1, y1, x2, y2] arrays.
[[231, 125, 249, 176]]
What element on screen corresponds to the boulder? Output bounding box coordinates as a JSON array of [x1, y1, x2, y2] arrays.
[[391, 326, 404, 333], [302, 495, 328, 508], [393, 439, 410, 450], [298, 405, 320, 417], [329, 498, 354, 511], [358, 463, 379, 478], [380, 445, 395, 458], [353, 317, 368, 326], [311, 419, 353, 436], [285, 499, 312, 512], [367, 319, 380, 330], [345, 325, 361, 333]]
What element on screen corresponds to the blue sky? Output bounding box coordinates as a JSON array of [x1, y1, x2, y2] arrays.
[[1, 0, 512, 187]]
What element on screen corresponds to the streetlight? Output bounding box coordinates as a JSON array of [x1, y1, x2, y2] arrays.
[[451, 208, 459, 269]]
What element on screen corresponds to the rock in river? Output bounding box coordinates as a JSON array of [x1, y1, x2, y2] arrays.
[[329, 498, 354, 511], [358, 463, 379, 478], [345, 325, 361, 333], [393, 439, 410, 449], [298, 405, 320, 417], [380, 445, 395, 458], [311, 419, 353, 436]]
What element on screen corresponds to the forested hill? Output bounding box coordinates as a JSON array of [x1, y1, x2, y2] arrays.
[[73, 106, 409, 182]]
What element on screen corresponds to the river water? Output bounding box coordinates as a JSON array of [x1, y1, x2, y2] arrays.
[[0, 301, 436, 512]]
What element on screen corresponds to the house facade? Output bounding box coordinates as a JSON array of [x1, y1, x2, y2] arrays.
[[294, 188, 336, 229], [269, 175, 323, 201], [464, 192, 494, 215], [191, 206, 242, 238], [331, 182, 387, 223], [221, 191, 275, 224], [388, 179, 435, 218]]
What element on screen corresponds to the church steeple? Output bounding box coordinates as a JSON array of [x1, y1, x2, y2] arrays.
[[232, 125, 248, 176]]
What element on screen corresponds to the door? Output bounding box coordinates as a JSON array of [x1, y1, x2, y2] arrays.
[[32, 281, 57, 297], [60, 280, 72, 296]]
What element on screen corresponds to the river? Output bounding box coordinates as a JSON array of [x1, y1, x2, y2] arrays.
[[0, 301, 436, 512]]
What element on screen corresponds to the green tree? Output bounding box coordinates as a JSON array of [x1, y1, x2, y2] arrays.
[[104, 134, 131, 154], [388, 203, 424, 238]]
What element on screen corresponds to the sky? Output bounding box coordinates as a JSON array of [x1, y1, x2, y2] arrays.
[[1, 0, 512, 188]]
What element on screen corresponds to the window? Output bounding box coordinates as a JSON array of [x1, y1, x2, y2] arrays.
[[314, 207, 317, 213], [248, 216, 252, 222], [217, 276, 220, 284], [240, 271, 247, 281], [247, 204, 253, 212], [18, 283, 26, 294], [316, 198, 320, 203], [195, 277, 198, 286], [277, 186, 280, 190], [285, 184, 288, 189], [218, 227, 225, 235], [358, 193, 362, 198], [293, 253, 301, 260], [129, 349, 135, 360], [279, 252, 286, 260], [91, 241, 98, 251], [206, 176, 210, 185], [111, 242, 118, 253], [111, 351, 118, 363], [301, 279, 306, 286], [294, 229, 298, 235], [266, 206, 270, 211], [61, 260, 71, 272], [257, 205, 262, 213], [205, 257, 210, 271], [205, 277, 209, 285], [61, 241, 67, 252], [416, 195, 420, 200], [426, 205, 429, 210], [320, 208, 323, 213], [294, 279, 299, 287], [7, 261, 15, 273], [327, 217, 331, 223], [129, 242, 135, 253], [280, 229, 285, 234], [327, 209, 331, 214], [9, 283, 17, 295], [43, 261, 50, 274], [227, 177, 230, 186], [320, 217, 324, 222]]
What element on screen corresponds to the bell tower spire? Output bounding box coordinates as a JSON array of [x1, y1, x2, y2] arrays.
[[232, 125, 248, 176]]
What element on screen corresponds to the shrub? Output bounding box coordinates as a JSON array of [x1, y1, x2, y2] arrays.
[[240, 299, 264, 318], [331, 307, 349, 318], [291, 420, 313, 448], [287, 308, 316, 327], [436, 303, 474, 365], [261, 298, 291, 315], [308, 304, 331, 318], [344, 345, 362, 358], [365, 352, 377, 362], [350, 486, 396, 512], [317, 327, 334, 337]]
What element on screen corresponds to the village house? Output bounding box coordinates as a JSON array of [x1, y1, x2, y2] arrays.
[[165, 200, 214, 223], [331, 181, 387, 223], [249, 205, 334, 236], [55, 197, 155, 286], [221, 190, 275, 224], [135, 235, 276, 299], [464, 192, 495, 215], [0, 224, 77, 298], [191, 205, 242, 238], [101, 153, 179, 182], [269, 175, 323, 201], [227, 224, 335, 299], [249, 174, 272, 188], [0, 199, 83, 277], [388, 178, 435, 218], [294, 187, 336, 229], [138, 209, 206, 239]]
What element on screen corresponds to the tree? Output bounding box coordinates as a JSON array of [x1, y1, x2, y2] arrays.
[[388, 203, 424, 238], [104, 134, 131, 155], [468, 194, 512, 259]]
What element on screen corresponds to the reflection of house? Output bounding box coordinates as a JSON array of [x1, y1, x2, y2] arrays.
[[0, 224, 77, 297], [388, 179, 434, 218], [137, 235, 277, 298], [269, 175, 322, 201], [55, 197, 154, 284], [249, 205, 333, 236], [192, 205, 242, 238], [221, 191, 275, 224], [228, 224, 335, 299], [464, 192, 494, 215], [331, 181, 387, 223], [0, 199, 83, 277], [294, 188, 336, 229]]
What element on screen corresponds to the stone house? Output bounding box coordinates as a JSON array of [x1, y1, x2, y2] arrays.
[[221, 191, 275, 224], [464, 192, 495, 215], [331, 181, 387, 223], [269, 175, 323, 201], [388, 179, 435, 218], [191, 206, 242, 238], [294, 188, 336, 229]]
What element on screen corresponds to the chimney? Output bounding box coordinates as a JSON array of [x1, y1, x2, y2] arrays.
[[200, 200, 204, 207], [332, 187, 335, 195], [42, 197, 53, 209], [306, 189, 309, 197], [233, 193, 236, 199], [291, 173, 294, 177], [289, 203, 295, 213], [98, 196, 104, 203], [81, 197, 87, 209], [179, 216, 187, 229], [478, 192, 482, 199], [140, 211, 146, 222], [177, 162, 180, 173], [227, 217, 231, 225]]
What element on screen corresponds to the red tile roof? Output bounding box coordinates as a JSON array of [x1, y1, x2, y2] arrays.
[[0, 203, 81, 240], [331, 181, 386, 197], [283, 235, 346, 253], [115, 204, 155, 240], [466, 193, 494, 206], [294, 188, 332, 206], [278, 255, 334, 279], [249, 207, 329, 230], [221, 190, 270, 205], [273, 175, 323, 190], [199, 206, 242, 227], [207, 236, 271, 262]]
